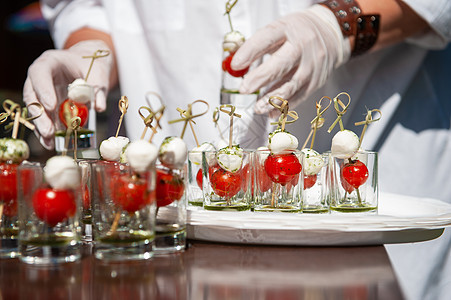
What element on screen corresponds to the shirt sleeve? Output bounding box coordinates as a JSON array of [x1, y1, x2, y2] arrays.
[[402, 0, 451, 49], [40, 0, 110, 49]]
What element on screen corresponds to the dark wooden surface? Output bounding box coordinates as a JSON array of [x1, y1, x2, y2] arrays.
[[0, 240, 404, 300]]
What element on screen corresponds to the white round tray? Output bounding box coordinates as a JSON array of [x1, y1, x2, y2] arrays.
[[187, 193, 451, 246]]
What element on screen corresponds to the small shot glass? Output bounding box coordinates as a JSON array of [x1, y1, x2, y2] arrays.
[[202, 150, 252, 211], [155, 164, 187, 254], [328, 150, 378, 213], [18, 162, 82, 265], [253, 149, 303, 212], [54, 83, 98, 159], [0, 162, 25, 258], [92, 161, 156, 261], [301, 151, 330, 214]]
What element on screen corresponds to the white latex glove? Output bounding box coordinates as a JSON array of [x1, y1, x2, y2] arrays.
[[231, 5, 351, 117], [23, 40, 114, 149]]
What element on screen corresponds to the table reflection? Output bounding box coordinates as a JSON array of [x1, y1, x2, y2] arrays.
[[0, 241, 403, 300]]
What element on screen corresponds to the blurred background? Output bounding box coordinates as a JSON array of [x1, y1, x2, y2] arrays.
[[0, 1, 115, 162]]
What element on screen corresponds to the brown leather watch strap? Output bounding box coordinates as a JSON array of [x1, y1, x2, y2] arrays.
[[320, 0, 380, 56]]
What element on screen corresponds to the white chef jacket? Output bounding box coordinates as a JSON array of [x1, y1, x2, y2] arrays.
[[41, 1, 451, 299]]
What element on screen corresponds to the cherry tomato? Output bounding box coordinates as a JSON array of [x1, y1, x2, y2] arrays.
[[304, 174, 317, 189], [222, 52, 249, 77], [240, 163, 250, 192], [0, 163, 18, 206], [341, 160, 369, 190], [32, 188, 77, 227], [0, 163, 32, 217], [210, 168, 242, 199], [113, 175, 150, 213], [196, 169, 203, 189], [156, 168, 185, 207], [254, 165, 272, 193], [264, 153, 302, 186], [59, 99, 88, 128], [208, 164, 221, 181]]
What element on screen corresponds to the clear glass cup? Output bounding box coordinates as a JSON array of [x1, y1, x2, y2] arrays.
[[54, 83, 98, 159], [187, 151, 204, 207], [92, 161, 156, 261], [202, 150, 252, 211], [155, 164, 187, 254], [301, 152, 330, 214], [328, 150, 378, 213], [18, 163, 82, 264], [253, 149, 303, 212], [220, 49, 266, 149], [0, 162, 23, 258]]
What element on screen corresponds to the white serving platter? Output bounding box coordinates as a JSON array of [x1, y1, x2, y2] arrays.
[[186, 193, 451, 246]]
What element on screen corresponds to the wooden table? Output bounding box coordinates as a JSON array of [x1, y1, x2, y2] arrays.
[[0, 240, 404, 299]]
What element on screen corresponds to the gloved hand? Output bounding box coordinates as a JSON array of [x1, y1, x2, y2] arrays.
[[231, 4, 351, 117], [23, 40, 114, 149]]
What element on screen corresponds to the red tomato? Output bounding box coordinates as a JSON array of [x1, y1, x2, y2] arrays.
[[196, 169, 203, 189], [264, 153, 302, 186], [341, 160, 369, 190], [0, 163, 18, 206], [210, 168, 242, 199], [113, 175, 150, 213], [156, 168, 185, 207], [58, 99, 88, 128], [32, 188, 77, 227], [304, 174, 317, 189], [0, 163, 31, 217], [222, 52, 249, 77], [208, 164, 221, 181], [255, 165, 272, 193], [240, 163, 250, 192]]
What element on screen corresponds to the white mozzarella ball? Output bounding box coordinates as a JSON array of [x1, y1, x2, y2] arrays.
[[189, 142, 216, 165], [0, 138, 30, 163], [125, 140, 158, 173], [216, 146, 243, 173], [158, 136, 188, 169], [223, 31, 245, 52], [99, 136, 130, 161], [44, 156, 80, 190], [331, 130, 360, 159], [268, 131, 298, 154], [301, 148, 325, 176], [67, 78, 93, 104]]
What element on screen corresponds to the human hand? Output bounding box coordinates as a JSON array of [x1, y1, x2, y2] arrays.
[[23, 40, 113, 149], [231, 5, 350, 117]]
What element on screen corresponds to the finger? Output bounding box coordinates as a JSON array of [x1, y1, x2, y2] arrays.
[[231, 23, 286, 70], [95, 88, 107, 112], [239, 42, 299, 94], [26, 52, 61, 112], [28, 102, 55, 141]]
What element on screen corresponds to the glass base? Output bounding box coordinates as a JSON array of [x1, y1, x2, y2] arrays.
[[0, 238, 19, 258], [302, 205, 329, 214], [94, 231, 154, 261], [330, 203, 377, 213], [154, 223, 186, 255], [19, 235, 81, 265], [204, 202, 250, 211], [254, 205, 300, 213]]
